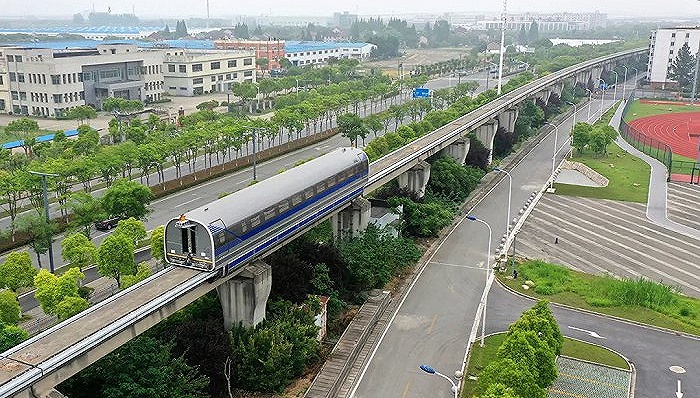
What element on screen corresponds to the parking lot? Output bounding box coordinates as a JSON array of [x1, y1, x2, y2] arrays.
[[549, 357, 631, 398]]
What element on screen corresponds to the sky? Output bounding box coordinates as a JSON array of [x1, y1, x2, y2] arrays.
[[4, 0, 700, 19]]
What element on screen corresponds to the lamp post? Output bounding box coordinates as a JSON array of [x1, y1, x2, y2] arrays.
[[28, 170, 58, 273], [466, 215, 492, 347], [611, 70, 619, 101], [621, 66, 628, 99], [419, 365, 459, 398], [544, 121, 559, 189], [566, 101, 577, 132], [243, 126, 265, 181], [496, 0, 507, 95], [631, 67, 639, 89], [585, 88, 593, 122], [493, 167, 512, 234], [598, 78, 608, 119]]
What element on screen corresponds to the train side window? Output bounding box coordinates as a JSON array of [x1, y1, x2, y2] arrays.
[[278, 199, 290, 213], [238, 222, 248, 235], [250, 214, 261, 228], [217, 233, 225, 244], [263, 207, 276, 221], [291, 193, 302, 206]]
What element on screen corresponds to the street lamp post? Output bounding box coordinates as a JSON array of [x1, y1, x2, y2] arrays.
[[493, 167, 512, 234], [621, 66, 628, 99], [544, 121, 559, 189], [599, 78, 608, 119], [419, 365, 459, 398], [28, 170, 58, 273], [466, 215, 492, 347], [631, 67, 639, 89], [611, 70, 619, 101], [585, 88, 593, 122], [243, 126, 265, 181]]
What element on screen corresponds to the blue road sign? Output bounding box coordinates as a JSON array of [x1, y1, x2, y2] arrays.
[[413, 87, 430, 98]]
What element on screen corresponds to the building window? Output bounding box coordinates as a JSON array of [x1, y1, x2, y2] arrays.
[[19, 92, 26, 100], [9, 72, 16, 82], [53, 94, 62, 103], [15, 55, 22, 62], [670, 42, 675, 47], [211, 61, 220, 70], [218, 75, 223, 81], [193, 77, 203, 84], [193, 87, 203, 95], [0, 76, 3, 85], [227, 60, 237, 68], [11, 92, 19, 100], [670, 50, 674, 55], [168, 64, 176, 72], [243, 58, 253, 66], [99, 69, 121, 79], [6, 55, 13, 62], [192, 63, 203, 72], [225, 73, 232, 79], [211, 76, 216, 82], [244, 71, 253, 77], [179, 65, 187, 73], [671, 33, 676, 37], [169, 86, 176, 90]]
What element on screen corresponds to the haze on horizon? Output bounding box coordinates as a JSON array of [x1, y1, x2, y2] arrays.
[[3, 0, 700, 19]]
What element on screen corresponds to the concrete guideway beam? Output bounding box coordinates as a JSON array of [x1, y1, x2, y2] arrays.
[[397, 161, 432, 199], [332, 196, 371, 240], [438, 138, 470, 165], [217, 261, 272, 331]]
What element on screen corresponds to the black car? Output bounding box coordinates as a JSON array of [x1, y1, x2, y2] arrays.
[[95, 216, 124, 231]]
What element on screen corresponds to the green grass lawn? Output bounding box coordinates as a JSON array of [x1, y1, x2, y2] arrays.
[[460, 333, 629, 397], [623, 99, 700, 122], [554, 141, 651, 203], [499, 260, 700, 336]]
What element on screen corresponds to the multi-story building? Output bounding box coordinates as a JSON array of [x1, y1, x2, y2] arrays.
[[476, 11, 607, 31], [284, 41, 375, 67], [214, 39, 285, 71], [0, 43, 164, 116], [647, 27, 700, 89], [162, 49, 256, 96]]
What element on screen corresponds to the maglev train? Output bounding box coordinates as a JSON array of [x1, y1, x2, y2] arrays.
[[164, 147, 369, 275]]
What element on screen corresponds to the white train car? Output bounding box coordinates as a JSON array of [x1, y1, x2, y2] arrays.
[[164, 147, 369, 275]]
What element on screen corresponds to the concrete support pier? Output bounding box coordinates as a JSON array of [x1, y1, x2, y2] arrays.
[[475, 121, 499, 164], [216, 261, 272, 330], [397, 161, 431, 198], [439, 138, 470, 165], [497, 109, 519, 134], [332, 196, 371, 239]]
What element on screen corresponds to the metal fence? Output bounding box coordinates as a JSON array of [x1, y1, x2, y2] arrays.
[[619, 90, 699, 183]]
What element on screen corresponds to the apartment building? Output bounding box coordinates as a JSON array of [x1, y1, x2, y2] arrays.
[[0, 44, 164, 117], [214, 39, 285, 70], [647, 27, 700, 89], [162, 49, 256, 96], [476, 11, 607, 31]]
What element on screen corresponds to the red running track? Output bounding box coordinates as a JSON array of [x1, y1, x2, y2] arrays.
[[628, 113, 700, 159]]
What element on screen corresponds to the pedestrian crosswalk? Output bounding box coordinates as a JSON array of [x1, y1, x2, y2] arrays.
[[516, 194, 700, 297]]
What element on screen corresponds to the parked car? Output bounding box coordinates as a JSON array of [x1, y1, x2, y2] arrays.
[[95, 216, 124, 231]]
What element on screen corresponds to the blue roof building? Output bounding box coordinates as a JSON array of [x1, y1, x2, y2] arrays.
[[284, 41, 375, 67]]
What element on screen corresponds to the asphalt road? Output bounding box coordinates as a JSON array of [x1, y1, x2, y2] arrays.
[[486, 283, 700, 398], [350, 98, 617, 398]]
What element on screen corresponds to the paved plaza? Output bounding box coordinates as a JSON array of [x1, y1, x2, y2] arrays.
[[516, 194, 700, 297], [668, 182, 700, 231], [549, 356, 631, 398]]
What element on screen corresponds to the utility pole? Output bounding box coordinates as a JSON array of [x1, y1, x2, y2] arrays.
[[497, 0, 507, 95], [28, 171, 58, 273]]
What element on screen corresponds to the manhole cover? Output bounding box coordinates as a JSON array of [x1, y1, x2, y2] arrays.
[[670, 366, 686, 374]]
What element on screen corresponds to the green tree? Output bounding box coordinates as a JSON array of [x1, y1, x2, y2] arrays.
[[0, 323, 28, 352], [497, 329, 557, 388], [150, 226, 165, 263], [388, 196, 456, 238], [0, 251, 37, 292], [668, 42, 696, 93], [33, 268, 85, 316], [230, 82, 259, 112], [337, 113, 368, 146], [5, 118, 39, 138], [98, 233, 136, 287], [588, 125, 616, 156], [101, 179, 154, 219], [67, 106, 97, 126], [475, 358, 546, 398], [55, 296, 89, 320], [428, 157, 485, 201], [59, 336, 209, 398], [571, 122, 592, 155], [74, 124, 100, 156], [65, 192, 105, 238], [0, 290, 21, 325], [256, 57, 269, 72], [478, 383, 522, 398], [12, 213, 55, 269], [113, 217, 147, 246], [61, 233, 98, 270], [120, 262, 152, 289]]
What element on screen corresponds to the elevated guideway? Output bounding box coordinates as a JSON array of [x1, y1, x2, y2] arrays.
[[0, 48, 645, 398]]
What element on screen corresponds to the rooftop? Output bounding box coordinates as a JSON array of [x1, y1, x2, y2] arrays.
[[285, 40, 372, 53]]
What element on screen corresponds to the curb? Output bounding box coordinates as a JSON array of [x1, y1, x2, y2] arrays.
[[495, 277, 700, 341]]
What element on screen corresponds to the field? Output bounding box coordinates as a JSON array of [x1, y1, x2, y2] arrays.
[[623, 99, 700, 122], [365, 47, 471, 77]]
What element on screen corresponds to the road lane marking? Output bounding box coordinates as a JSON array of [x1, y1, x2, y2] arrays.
[[568, 326, 605, 339], [173, 197, 201, 208], [429, 261, 487, 270], [427, 315, 438, 334], [401, 381, 411, 398]]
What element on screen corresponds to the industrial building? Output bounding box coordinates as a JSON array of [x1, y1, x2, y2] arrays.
[[284, 41, 375, 66]]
